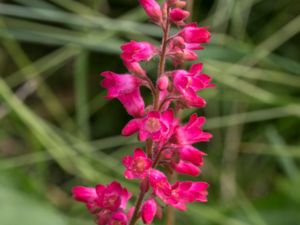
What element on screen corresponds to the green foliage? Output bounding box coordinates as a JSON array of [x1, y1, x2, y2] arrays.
[[0, 0, 299, 225]]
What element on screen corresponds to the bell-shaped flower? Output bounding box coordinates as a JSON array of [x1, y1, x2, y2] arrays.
[[122, 148, 152, 179], [96, 181, 131, 211], [121, 41, 157, 63], [179, 23, 210, 44], [149, 169, 172, 202], [157, 75, 169, 91], [166, 181, 209, 211], [72, 181, 132, 216], [171, 63, 214, 108], [97, 209, 112, 225], [122, 109, 177, 142], [101, 71, 145, 117], [170, 8, 190, 26], [107, 211, 128, 225], [149, 170, 208, 210], [141, 198, 158, 224], [177, 145, 206, 167], [124, 61, 146, 77], [162, 145, 205, 176], [139, 0, 162, 23], [72, 186, 98, 203], [167, 36, 203, 65], [173, 160, 201, 176], [173, 63, 214, 92], [174, 114, 212, 145]]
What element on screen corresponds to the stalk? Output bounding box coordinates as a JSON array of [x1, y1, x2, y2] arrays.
[[128, 6, 171, 225]]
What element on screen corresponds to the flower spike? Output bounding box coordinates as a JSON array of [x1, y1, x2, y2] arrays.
[[73, 1, 214, 224]]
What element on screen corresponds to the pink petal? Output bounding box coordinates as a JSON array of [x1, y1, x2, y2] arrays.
[[72, 186, 97, 203], [133, 148, 147, 158], [139, 0, 162, 22], [175, 160, 201, 176], [122, 119, 141, 136], [189, 63, 203, 75], [141, 198, 157, 224]]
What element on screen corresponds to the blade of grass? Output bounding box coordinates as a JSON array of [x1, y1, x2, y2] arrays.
[[206, 59, 300, 88], [0, 3, 162, 37], [266, 126, 298, 181], [74, 49, 90, 139], [0, 30, 76, 131], [205, 105, 300, 129], [0, 77, 102, 181], [6, 45, 79, 88]]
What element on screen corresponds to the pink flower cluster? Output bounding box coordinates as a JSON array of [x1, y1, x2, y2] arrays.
[[72, 1, 213, 224], [72, 182, 132, 225]]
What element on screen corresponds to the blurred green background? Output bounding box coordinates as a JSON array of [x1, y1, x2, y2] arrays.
[[0, 0, 300, 225]]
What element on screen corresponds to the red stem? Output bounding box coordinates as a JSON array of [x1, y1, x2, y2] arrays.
[[128, 6, 171, 225]]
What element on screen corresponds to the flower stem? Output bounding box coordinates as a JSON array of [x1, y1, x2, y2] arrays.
[[154, 7, 171, 111], [166, 173, 177, 225], [128, 6, 172, 225], [129, 190, 146, 225]]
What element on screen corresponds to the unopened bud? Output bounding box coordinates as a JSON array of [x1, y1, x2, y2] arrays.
[[139, 0, 162, 23], [157, 76, 169, 91]]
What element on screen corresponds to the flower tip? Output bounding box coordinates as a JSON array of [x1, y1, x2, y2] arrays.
[[141, 198, 157, 224]]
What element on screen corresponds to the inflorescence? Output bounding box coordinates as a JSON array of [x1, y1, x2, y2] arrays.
[[72, 1, 214, 224]]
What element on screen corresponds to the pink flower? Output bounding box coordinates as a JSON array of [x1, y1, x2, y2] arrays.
[[139, 0, 162, 23], [96, 181, 131, 211], [72, 182, 132, 217], [167, 36, 201, 65], [170, 8, 190, 26], [72, 186, 98, 203], [141, 198, 157, 224], [149, 169, 171, 201], [178, 182, 209, 203], [173, 160, 201, 176], [179, 23, 210, 44], [101, 71, 145, 117], [171, 63, 214, 108], [177, 145, 206, 167], [107, 211, 128, 225], [166, 181, 209, 210], [178, 88, 207, 108], [121, 41, 157, 63], [122, 148, 152, 179], [97, 209, 112, 225], [161, 145, 205, 176], [174, 114, 212, 145], [124, 61, 146, 77], [122, 109, 177, 142], [157, 75, 169, 91], [149, 169, 208, 210]]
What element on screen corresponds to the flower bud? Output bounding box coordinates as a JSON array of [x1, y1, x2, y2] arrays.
[[170, 8, 190, 26], [139, 0, 162, 23], [157, 76, 169, 91], [124, 61, 146, 77], [141, 198, 157, 224]]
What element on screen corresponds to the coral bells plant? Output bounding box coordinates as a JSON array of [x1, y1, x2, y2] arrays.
[[72, 0, 214, 224]]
